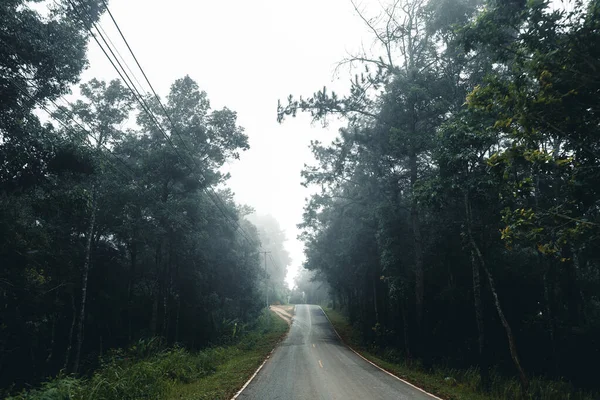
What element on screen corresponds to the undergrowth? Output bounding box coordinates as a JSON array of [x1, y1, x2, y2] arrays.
[[323, 307, 598, 400], [7, 309, 288, 400]]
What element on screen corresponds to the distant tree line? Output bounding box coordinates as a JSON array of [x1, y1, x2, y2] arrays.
[[247, 214, 292, 305], [0, 0, 284, 392], [280, 0, 600, 394], [289, 268, 330, 305]]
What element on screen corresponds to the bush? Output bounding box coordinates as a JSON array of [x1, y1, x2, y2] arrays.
[[7, 376, 84, 400], [7, 309, 289, 400]]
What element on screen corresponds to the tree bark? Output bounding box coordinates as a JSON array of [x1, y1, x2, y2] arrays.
[[464, 193, 489, 388], [401, 295, 411, 361], [480, 258, 529, 392], [563, 246, 580, 327], [150, 294, 159, 337], [150, 243, 162, 336], [44, 295, 58, 376], [543, 266, 559, 376], [175, 295, 181, 344], [63, 293, 76, 370], [409, 152, 424, 330], [72, 187, 97, 373], [127, 242, 136, 343], [465, 192, 527, 392], [373, 275, 380, 325], [471, 251, 490, 389]]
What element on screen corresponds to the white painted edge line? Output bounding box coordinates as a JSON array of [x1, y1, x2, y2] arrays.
[[230, 308, 293, 400], [318, 306, 444, 400], [230, 347, 274, 400]]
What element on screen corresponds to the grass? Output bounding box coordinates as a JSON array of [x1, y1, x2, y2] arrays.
[[166, 312, 288, 399], [323, 307, 597, 400], [7, 310, 289, 400]]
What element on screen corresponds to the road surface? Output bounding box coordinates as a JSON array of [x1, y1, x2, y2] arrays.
[[238, 304, 437, 400]]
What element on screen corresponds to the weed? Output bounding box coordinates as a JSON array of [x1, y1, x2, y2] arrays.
[[323, 307, 598, 400], [7, 310, 289, 400]]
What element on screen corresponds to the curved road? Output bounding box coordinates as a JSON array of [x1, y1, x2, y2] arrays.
[[238, 304, 437, 400]]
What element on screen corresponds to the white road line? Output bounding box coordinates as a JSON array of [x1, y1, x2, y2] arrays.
[[318, 306, 444, 400], [231, 309, 294, 400], [230, 348, 273, 400], [319, 359, 324, 368]]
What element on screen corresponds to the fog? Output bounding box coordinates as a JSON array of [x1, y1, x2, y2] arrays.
[[5, 0, 598, 396], [78, 0, 377, 287]]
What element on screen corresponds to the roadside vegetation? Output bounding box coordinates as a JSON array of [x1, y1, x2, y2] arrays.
[[1, 0, 292, 394], [7, 310, 288, 400], [324, 308, 596, 400], [284, 0, 600, 398]]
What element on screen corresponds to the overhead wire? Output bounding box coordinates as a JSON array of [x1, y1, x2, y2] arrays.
[[67, 0, 258, 246], [268, 253, 281, 274], [0, 37, 206, 233], [93, 0, 260, 248], [6, 75, 136, 183], [6, 73, 207, 234]]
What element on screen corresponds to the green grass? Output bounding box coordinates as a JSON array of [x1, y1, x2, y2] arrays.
[[166, 312, 288, 399], [7, 310, 289, 400], [323, 307, 596, 400]]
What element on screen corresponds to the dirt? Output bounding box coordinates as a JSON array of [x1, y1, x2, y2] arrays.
[[269, 305, 295, 325]]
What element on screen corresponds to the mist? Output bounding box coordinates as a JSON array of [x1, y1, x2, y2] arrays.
[[2, 0, 599, 398]]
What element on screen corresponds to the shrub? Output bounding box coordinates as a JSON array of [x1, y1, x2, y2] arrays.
[[6, 376, 84, 400]]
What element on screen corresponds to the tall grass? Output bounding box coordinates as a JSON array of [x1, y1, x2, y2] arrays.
[[7, 309, 287, 400], [324, 307, 598, 400]]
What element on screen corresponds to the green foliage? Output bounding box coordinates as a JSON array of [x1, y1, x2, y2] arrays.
[[325, 308, 597, 400], [246, 214, 292, 305], [7, 376, 84, 400], [283, 0, 600, 396], [1, 3, 266, 390], [8, 310, 289, 400]]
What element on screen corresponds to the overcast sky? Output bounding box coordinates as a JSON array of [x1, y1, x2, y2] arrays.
[[78, 0, 379, 287]]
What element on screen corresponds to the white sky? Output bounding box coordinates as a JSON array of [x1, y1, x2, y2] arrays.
[[79, 0, 378, 288]]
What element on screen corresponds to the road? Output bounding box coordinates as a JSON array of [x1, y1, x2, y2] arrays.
[[237, 304, 437, 400]]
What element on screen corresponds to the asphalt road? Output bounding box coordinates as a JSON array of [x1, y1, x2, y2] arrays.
[[238, 304, 437, 400]]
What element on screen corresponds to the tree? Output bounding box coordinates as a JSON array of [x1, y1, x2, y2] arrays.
[[247, 214, 292, 304], [281, 0, 600, 395]]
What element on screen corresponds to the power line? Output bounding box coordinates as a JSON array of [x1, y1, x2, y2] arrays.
[[68, 0, 256, 245], [7, 74, 207, 235], [1, 49, 200, 235], [6, 76, 135, 182], [3, 22, 259, 248], [77, 0, 257, 247], [94, 0, 260, 248], [0, 36, 141, 179], [268, 253, 281, 274]]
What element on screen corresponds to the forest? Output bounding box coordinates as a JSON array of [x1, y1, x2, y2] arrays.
[[0, 0, 290, 394], [282, 0, 600, 396], [2, 0, 600, 398]]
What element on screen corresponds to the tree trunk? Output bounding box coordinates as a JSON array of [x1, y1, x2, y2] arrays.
[[465, 192, 527, 392], [401, 296, 411, 361], [127, 242, 136, 343], [63, 293, 77, 370], [543, 266, 559, 376], [150, 294, 159, 337], [44, 306, 58, 376], [175, 296, 181, 344], [162, 237, 173, 341], [563, 246, 580, 327], [150, 243, 162, 336], [480, 259, 528, 392], [373, 275, 380, 325], [471, 251, 490, 389], [409, 152, 424, 330], [465, 193, 489, 388], [72, 188, 97, 373]]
